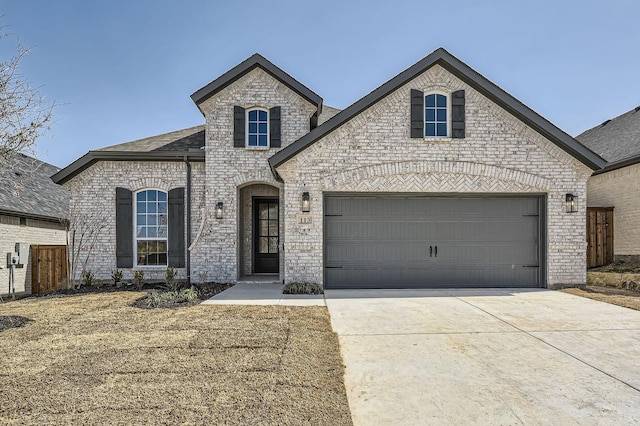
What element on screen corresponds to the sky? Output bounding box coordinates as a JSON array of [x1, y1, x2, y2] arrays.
[[1, 0, 639, 168]]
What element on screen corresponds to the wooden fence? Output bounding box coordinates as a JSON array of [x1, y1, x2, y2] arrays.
[[587, 207, 614, 268], [31, 245, 67, 294]]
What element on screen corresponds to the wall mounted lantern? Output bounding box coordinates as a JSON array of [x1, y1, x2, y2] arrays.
[[301, 192, 311, 213], [565, 193, 578, 213], [215, 201, 224, 219]]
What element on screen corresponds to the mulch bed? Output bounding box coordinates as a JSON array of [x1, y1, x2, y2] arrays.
[[0, 315, 32, 332]]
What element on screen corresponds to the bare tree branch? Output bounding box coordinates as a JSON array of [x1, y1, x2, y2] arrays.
[[0, 26, 55, 167]]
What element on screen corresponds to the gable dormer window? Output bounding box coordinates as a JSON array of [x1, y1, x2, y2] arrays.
[[425, 94, 448, 137], [233, 106, 282, 148], [410, 89, 465, 139], [247, 108, 269, 147]]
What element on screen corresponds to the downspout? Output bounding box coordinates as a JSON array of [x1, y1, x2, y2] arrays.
[[184, 156, 192, 284]]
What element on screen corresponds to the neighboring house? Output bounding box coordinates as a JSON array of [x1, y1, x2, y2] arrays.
[[52, 48, 605, 289], [0, 154, 69, 296], [577, 106, 640, 262]]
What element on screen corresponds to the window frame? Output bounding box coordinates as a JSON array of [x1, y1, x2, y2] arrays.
[[245, 107, 270, 149], [424, 92, 451, 138], [133, 188, 169, 268]]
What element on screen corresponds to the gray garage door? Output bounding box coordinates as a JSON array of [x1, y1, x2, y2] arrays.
[[324, 195, 543, 289]]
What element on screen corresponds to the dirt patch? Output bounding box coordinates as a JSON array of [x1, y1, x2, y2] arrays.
[[0, 292, 352, 425], [589, 260, 640, 274], [560, 286, 640, 311]]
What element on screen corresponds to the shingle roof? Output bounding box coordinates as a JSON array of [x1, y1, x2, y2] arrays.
[[269, 48, 606, 173], [576, 106, 640, 163], [317, 105, 341, 125], [52, 126, 205, 185], [0, 153, 69, 220], [98, 125, 205, 152]]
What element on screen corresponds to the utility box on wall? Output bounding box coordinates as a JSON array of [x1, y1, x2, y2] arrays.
[[16, 242, 29, 266]]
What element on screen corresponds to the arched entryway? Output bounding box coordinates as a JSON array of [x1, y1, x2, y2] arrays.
[[238, 183, 281, 278]]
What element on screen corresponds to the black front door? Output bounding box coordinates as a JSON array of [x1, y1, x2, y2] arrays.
[[253, 198, 279, 273]]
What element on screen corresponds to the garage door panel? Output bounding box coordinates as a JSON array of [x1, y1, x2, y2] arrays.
[[324, 195, 542, 289]]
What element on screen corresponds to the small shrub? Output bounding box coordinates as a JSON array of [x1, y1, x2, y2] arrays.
[[133, 270, 145, 290], [111, 269, 123, 286], [145, 287, 198, 308], [283, 282, 324, 295], [164, 267, 179, 291], [80, 270, 95, 287], [197, 271, 208, 285]]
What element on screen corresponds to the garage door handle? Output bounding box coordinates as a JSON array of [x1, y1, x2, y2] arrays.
[[434, 246, 437, 257], [429, 246, 432, 257]]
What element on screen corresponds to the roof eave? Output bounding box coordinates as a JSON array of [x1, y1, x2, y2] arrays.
[[592, 154, 640, 176], [190, 53, 323, 114], [269, 48, 607, 172], [52, 150, 205, 185]]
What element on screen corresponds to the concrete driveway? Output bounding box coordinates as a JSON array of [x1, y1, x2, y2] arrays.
[[325, 289, 640, 425]]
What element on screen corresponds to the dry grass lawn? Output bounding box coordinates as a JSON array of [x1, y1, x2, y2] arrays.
[[560, 286, 640, 311], [0, 292, 352, 425]]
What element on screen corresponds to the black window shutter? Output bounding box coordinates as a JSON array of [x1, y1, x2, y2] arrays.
[[410, 89, 424, 138], [168, 187, 185, 268], [452, 90, 465, 138], [270, 106, 281, 148], [115, 187, 133, 268], [234, 106, 245, 147]]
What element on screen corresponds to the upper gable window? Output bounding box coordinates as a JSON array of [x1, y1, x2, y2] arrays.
[[247, 108, 269, 147], [425, 94, 448, 137]]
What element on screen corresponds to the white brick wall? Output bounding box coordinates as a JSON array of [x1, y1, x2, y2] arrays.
[[0, 218, 66, 295], [189, 67, 317, 282], [63, 161, 205, 282], [276, 64, 592, 288], [587, 163, 640, 256]]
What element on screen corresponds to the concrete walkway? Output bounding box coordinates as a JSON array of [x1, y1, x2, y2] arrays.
[[325, 288, 640, 425], [202, 283, 325, 306]]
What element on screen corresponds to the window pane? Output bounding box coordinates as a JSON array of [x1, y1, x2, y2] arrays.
[[147, 253, 158, 265], [259, 219, 268, 236], [148, 227, 157, 238], [437, 123, 447, 136], [148, 202, 157, 213], [269, 237, 278, 253], [158, 192, 167, 202], [258, 135, 268, 146], [258, 110, 268, 121], [436, 109, 447, 121], [136, 192, 146, 202], [137, 202, 146, 213], [148, 191, 157, 201], [248, 110, 257, 121], [436, 94, 447, 107], [259, 204, 268, 219], [158, 203, 167, 214], [148, 215, 157, 225], [137, 242, 148, 264], [258, 123, 267, 134], [425, 123, 435, 136], [137, 214, 146, 225], [269, 221, 278, 236], [158, 241, 167, 252], [158, 253, 167, 265], [158, 226, 167, 238], [425, 95, 435, 107], [249, 123, 257, 133], [248, 135, 257, 146], [268, 203, 278, 219], [137, 226, 146, 238], [158, 214, 167, 225], [259, 237, 268, 253], [425, 109, 435, 121]]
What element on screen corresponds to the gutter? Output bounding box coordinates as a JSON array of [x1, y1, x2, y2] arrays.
[[591, 154, 640, 176], [184, 155, 193, 284]]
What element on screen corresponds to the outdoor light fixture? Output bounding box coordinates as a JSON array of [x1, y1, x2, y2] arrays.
[[215, 201, 224, 219], [565, 193, 578, 213], [301, 192, 310, 213]]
